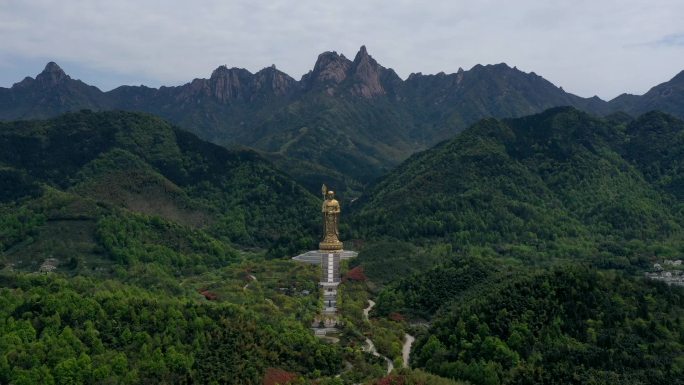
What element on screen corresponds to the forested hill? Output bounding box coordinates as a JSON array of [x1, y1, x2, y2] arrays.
[[409, 265, 684, 384], [351, 107, 684, 262], [0, 112, 357, 384], [0, 110, 319, 257], [350, 107, 684, 385]]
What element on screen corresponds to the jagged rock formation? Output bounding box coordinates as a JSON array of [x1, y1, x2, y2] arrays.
[[303, 51, 352, 89], [301, 46, 400, 98], [1, 47, 682, 194], [0, 62, 108, 119]]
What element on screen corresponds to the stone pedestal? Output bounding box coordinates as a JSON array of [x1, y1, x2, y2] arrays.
[[293, 249, 357, 334], [292, 250, 358, 264], [319, 240, 343, 252]]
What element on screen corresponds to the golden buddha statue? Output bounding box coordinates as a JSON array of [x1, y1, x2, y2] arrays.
[[319, 184, 343, 251]]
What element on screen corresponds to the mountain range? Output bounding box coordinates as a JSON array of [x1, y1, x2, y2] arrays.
[[3, 46, 683, 195]]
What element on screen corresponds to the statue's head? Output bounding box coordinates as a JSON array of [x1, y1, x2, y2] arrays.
[[327, 190, 335, 199]]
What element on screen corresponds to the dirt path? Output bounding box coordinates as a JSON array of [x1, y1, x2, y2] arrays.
[[363, 299, 375, 320], [402, 333, 415, 368], [362, 299, 394, 374], [364, 337, 394, 374]]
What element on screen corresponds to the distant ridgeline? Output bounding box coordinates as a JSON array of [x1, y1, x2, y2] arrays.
[[2, 47, 683, 195]]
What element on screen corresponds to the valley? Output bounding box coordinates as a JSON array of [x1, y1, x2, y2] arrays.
[[1, 66, 684, 385]]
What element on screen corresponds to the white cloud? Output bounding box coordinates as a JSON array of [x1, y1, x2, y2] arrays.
[[0, 0, 682, 98]]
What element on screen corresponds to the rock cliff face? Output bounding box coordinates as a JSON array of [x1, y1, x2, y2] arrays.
[[254, 65, 297, 97], [209, 66, 251, 101], [303, 51, 352, 87], [350, 45, 395, 98], [301, 46, 400, 98], [171, 65, 297, 103]]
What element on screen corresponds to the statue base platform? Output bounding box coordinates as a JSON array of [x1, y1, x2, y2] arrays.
[[292, 249, 357, 285], [293, 248, 357, 328], [319, 240, 343, 251], [292, 249, 358, 264]]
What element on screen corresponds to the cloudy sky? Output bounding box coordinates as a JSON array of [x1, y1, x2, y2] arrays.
[[1, 0, 682, 99]]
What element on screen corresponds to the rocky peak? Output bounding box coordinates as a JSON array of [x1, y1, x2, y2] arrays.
[[199, 64, 298, 101], [208, 65, 254, 102], [305, 51, 352, 86], [490, 62, 512, 70], [35, 62, 69, 85], [469, 63, 512, 73], [350, 45, 394, 98], [466, 63, 531, 84], [210, 65, 249, 80], [354, 45, 370, 61], [254, 66, 296, 96]]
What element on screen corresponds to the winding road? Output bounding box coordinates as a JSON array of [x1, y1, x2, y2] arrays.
[[362, 299, 416, 372], [362, 300, 394, 374]]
